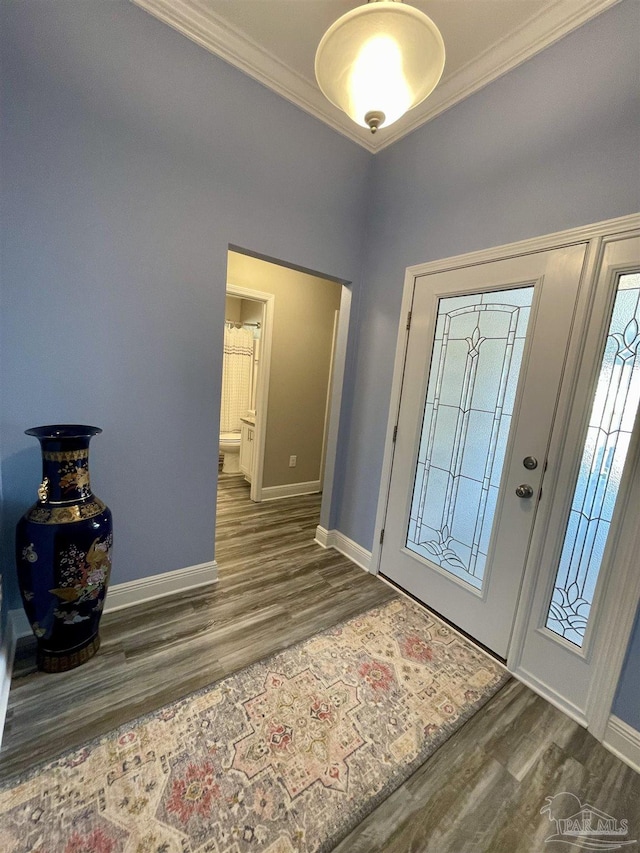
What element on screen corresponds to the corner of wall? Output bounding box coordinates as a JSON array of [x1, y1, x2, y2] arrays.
[[314, 525, 372, 572]]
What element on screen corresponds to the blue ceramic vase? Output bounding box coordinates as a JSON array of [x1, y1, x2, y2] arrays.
[[15, 425, 113, 672]]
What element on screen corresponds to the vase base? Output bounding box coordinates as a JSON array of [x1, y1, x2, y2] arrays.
[[37, 634, 101, 673]]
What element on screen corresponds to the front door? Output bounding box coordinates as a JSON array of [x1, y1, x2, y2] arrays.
[[379, 245, 587, 657]]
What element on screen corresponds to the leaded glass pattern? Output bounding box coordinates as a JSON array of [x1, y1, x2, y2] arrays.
[[546, 272, 640, 647], [406, 287, 534, 589]]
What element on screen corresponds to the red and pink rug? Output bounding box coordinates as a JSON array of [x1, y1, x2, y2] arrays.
[[0, 597, 507, 852]]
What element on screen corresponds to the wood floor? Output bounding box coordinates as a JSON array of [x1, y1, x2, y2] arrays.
[[3, 474, 639, 851]]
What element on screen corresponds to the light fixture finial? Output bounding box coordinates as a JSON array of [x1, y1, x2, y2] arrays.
[[365, 111, 385, 134]]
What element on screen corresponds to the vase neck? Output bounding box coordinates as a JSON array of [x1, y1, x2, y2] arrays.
[[39, 441, 94, 505]]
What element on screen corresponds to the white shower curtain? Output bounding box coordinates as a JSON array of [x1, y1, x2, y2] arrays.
[[220, 326, 254, 432]]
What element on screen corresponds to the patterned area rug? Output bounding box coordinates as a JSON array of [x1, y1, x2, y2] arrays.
[[0, 598, 508, 853]]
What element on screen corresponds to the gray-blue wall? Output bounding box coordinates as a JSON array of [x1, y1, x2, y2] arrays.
[[614, 605, 640, 727], [0, 0, 370, 600], [1, 0, 638, 728], [334, 0, 640, 727]]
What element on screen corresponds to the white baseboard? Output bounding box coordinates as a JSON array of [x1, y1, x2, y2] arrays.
[[315, 526, 372, 572], [603, 715, 640, 773], [260, 480, 321, 501], [0, 617, 18, 749], [314, 525, 332, 549], [9, 560, 219, 638], [105, 560, 218, 612]]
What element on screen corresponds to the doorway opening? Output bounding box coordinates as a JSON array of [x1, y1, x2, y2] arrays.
[[216, 247, 350, 562]]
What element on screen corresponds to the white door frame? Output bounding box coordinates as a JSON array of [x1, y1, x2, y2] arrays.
[[370, 213, 640, 738], [225, 284, 275, 502], [318, 285, 353, 534], [319, 309, 340, 492]]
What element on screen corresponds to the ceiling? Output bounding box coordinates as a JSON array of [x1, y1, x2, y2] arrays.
[[131, 0, 619, 152]]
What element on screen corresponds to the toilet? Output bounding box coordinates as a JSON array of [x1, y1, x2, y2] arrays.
[[219, 431, 242, 473]]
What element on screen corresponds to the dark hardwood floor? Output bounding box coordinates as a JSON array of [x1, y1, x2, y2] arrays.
[[2, 473, 638, 852], [2, 475, 394, 780]]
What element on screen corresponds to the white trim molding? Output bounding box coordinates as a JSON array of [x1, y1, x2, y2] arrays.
[[375, 0, 622, 152], [104, 560, 218, 612], [603, 716, 640, 774], [318, 285, 352, 537], [260, 481, 321, 501], [397, 214, 640, 282], [131, 0, 620, 153], [9, 560, 219, 638], [315, 526, 372, 572]]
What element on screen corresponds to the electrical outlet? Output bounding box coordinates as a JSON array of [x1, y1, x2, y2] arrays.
[[289, 455, 297, 467]]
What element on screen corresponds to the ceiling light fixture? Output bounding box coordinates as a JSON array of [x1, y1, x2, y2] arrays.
[[315, 0, 445, 135]]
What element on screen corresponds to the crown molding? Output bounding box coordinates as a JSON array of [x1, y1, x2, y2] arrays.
[[131, 0, 621, 154], [373, 0, 622, 151], [131, 0, 378, 152]]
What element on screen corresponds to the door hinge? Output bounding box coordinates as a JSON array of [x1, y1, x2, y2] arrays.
[[406, 310, 412, 331], [392, 425, 398, 443], [379, 528, 385, 545]]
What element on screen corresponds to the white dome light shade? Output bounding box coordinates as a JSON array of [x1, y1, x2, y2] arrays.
[[315, 1, 445, 133]]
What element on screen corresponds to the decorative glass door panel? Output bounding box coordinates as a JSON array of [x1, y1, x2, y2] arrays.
[[546, 272, 640, 646], [380, 245, 587, 656], [407, 287, 533, 589], [512, 231, 639, 722]]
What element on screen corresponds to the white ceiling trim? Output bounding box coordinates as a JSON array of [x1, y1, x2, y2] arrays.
[[132, 0, 375, 150], [376, 0, 622, 151], [132, 0, 621, 154]]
